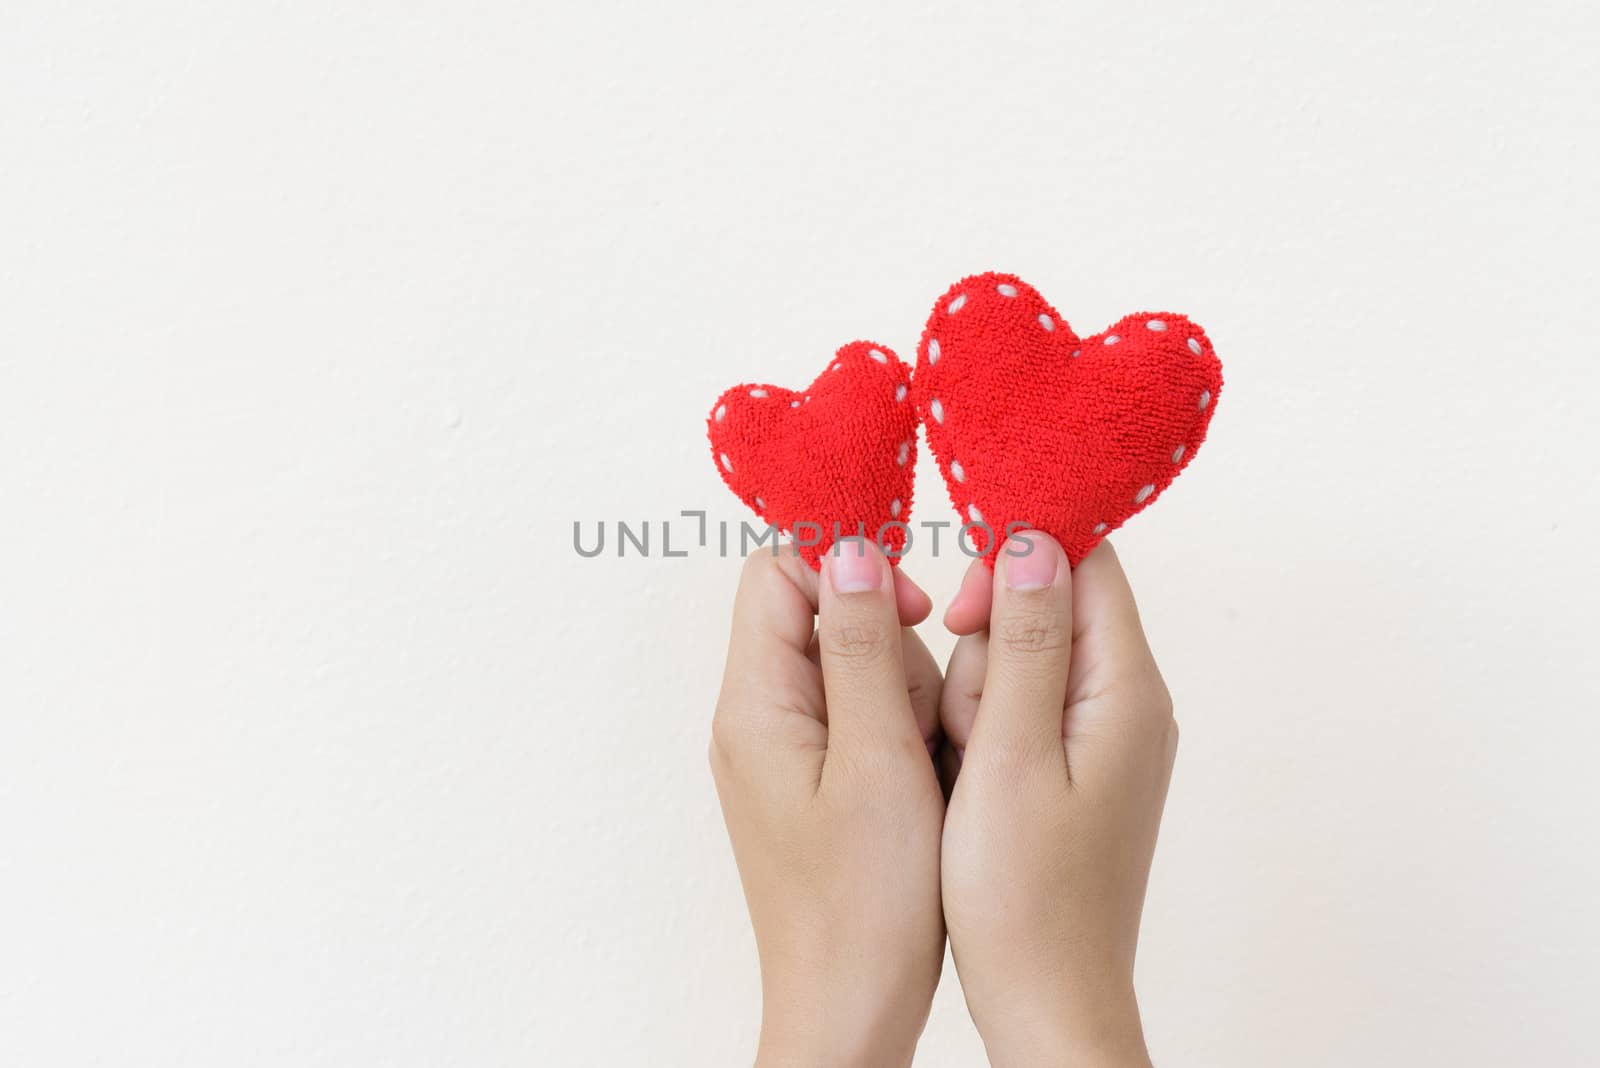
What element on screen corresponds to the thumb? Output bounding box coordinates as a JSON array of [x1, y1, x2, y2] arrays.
[[969, 530, 1073, 769], [817, 538, 923, 763]]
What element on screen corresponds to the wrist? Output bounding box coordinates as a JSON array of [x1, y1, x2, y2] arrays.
[[986, 1032, 1151, 1068], [975, 987, 1150, 1068], [755, 974, 927, 1068], [755, 1014, 920, 1068]]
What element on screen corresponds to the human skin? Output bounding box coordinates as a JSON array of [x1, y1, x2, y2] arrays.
[[939, 532, 1177, 1067], [710, 532, 1177, 1067], [709, 539, 945, 1067]]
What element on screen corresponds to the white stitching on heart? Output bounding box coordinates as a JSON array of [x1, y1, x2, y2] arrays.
[[921, 291, 1213, 550], [755, 496, 765, 510], [749, 388, 767, 398], [895, 384, 907, 402], [790, 400, 800, 408], [720, 453, 733, 472], [896, 441, 910, 466], [890, 498, 902, 518], [869, 348, 887, 363]]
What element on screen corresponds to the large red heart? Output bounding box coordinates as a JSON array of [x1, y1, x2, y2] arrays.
[[913, 272, 1222, 567], [708, 341, 917, 569]]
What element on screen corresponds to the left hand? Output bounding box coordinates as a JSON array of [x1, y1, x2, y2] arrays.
[[709, 538, 945, 1068]]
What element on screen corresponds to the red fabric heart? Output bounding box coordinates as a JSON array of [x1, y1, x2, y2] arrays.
[[708, 341, 917, 569], [913, 272, 1222, 567]]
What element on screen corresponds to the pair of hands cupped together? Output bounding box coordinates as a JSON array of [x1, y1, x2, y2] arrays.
[[710, 531, 1179, 1068]]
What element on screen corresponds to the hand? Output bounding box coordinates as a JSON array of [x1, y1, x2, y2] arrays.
[[710, 539, 946, 1067], [938, 532, 1178, 1068]]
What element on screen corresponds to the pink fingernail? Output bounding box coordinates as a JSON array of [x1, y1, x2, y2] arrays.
[[1003, 531, 1060, 591], [828, 537, 885, 594]]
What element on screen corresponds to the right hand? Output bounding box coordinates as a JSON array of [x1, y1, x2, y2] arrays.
[[937, 532, 1179, 1068]]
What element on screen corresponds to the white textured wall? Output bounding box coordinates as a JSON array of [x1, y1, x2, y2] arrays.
[[4, 2, 1598, 1065]]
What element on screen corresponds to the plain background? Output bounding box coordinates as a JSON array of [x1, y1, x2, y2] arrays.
[[4, 2, 1598, 1065]]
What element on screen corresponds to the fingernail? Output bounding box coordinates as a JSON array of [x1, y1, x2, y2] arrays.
[[828, 537, 885, 594], [1003, 531, 1060, 591]]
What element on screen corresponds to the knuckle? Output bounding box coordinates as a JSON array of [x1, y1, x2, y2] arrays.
[[1130, 686, 1178, 756], [821, 621, 892, 665], [708, 713, 743, 771], [1127, 663, 1174, 723], [995, 610, 1070, 659], [738, 548, 778, 585], [1130, 691, 1174, 742], [1152, 677, 1175, 718], [904, 671, 933, 707], [1146, 682, 1175, 732]]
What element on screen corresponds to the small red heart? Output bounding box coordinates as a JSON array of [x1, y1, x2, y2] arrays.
[[708, 341, 918, 569], [913, 272, 1222, 567]]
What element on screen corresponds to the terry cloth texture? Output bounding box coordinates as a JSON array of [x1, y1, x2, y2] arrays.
[[708, 340, 918, 570], [912, 271, 1222, 568]]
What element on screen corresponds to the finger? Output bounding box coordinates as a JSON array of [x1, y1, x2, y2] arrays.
[[817, 538, 924, 759], [901, 626, 944, 751], [968, 530, 1073, 768], [727, 550, 924, 661], [939, 631, 988, 754], [712, 550, 831, 798], [803, 626, 943, 747], [1063, 541, 1175, 778], [718, 549, 823, 724], [894, 567, 934, 627], [721, 542, 926, 701], [941, 556, 993, 635], [1066, 541, 1163, 706]]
